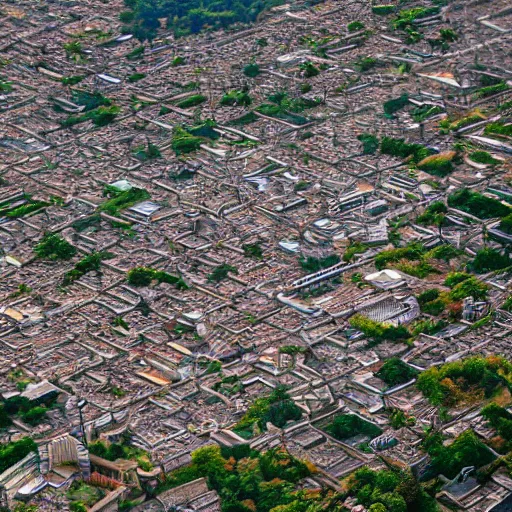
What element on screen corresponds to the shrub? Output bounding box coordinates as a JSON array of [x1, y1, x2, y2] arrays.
[[34, 234, 76, 260], [410, 104, 443, 122], [171, 126, 203, 155], [380, 137, 430, 163], [417, 356, 511, 407], [299, 254, 340, 273], [393, 7, 439, 30], [376, 359, 418, 386], [425, 244, 459, 262], [416, 201, 447, 226], [349, 314, 410, 342], [0, 438, 38, 473], [447, 189, 511, 219], [470, 248, 510, 274], [469, 151, 501, 165], [98, 187, 150, 216], [63, 251, 114, 285], [128, 72, 146, 82], [372, 5, 395, 15], [21, 406, 47, 425], [499, 214, 512, 234], [474, 82, 509, 99], [127, 267, 188, 289], [300, 83, 312, 94], [444, 271, 471, 288], [326, 414, 382, 441], [375, 243, 425, 270], [208, 264, 238, 283], [300, 61, 320, 78], [220, 90, 252, 107], [61, 105, 121, 127], [356, 56, 377, 72], [61, 75, 84, 86], [383, 94, 409, 116], [449, 275, 488, 301], [175, 94, 207, 109], [357, 133, 379, 154], [484, 122, 512, 137], [348, 21, 365, 32], [243, 243, 263, 259], [243, 63, 260, 77], [418, 288, 440, 305], [417, 151, 455, 177], [426, 430, 495, 480]]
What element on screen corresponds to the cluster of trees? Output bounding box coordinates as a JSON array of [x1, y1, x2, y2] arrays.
[[0, 438, 38, 473], [481, 403, 512, 451], [220, 90, 252, 107], [417, 201, 447, 227], [444, 272, 488, 301], [59, 91, 119, 127], [233, 386, 302, 439], [346, 466, 437, 512], [357, 133, 379, 154], [326, 413, 382, 441], [417, 272, 489, 318], [63, 251, 114, 285], [171, 119, 219, 155], [34, 233, 76, 260], [376, 359, 418, 387], [421, 429, 495, 480], [208, 263, 238, 283], [299, 254, 340, 273], [448, 189, 511, 219], [349, 315, 410, 343], [383, 93, 409, 116], [99, 186, 150, 216], [417, 356, 512, 406], [380, 137, 430, 163], [127, 266, 188, 289], [469, 247, 511, 274], [1, 394, 58, 427], [89, 438, 153, 471], [417, 152, 456, 177], [157, 444, 323, 512], [120, 0, 285, 41], [374, 242, 459, 278]]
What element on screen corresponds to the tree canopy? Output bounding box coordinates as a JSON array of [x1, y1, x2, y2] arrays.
[[121, 0, 286, 41]]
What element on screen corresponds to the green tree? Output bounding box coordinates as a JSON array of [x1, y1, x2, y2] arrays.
[[34, 233, 76, 260]]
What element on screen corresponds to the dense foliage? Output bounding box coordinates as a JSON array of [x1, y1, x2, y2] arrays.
[[34, 233, 77, 260], [470, 248, 511, 274], [157, 444, 320, 512], [326, 414, 382, 441], [380, 137, 430, 163], [417, 152, 455, 177], [63, 251, 114, 285], [98, 187, 150, 216], [0, 438, 38, 474], [208, 263, 238, 283], [422, 429, 495, 480], [417, 356, 512, 406], [121, 0, 286, 41], [346, 466, 436, 512], [376, 359, 419, 387], [127, 266, 188, 289], [447, 189, 511, 219], [416, 201, 446, 226], [349, 314, 410, 343], [233, 386, 302, 438], [299, 254, 340, 273]]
